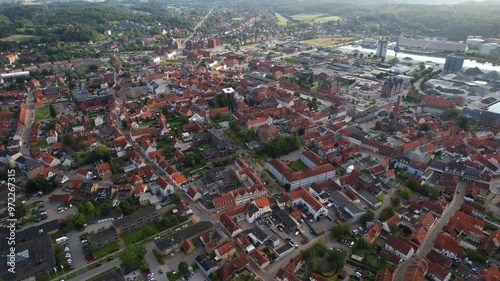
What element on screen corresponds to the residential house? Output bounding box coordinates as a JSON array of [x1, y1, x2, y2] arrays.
[[214, 240, 237, 261], [112, 206, 158, 234], [39, 154, 61, 167], [216, 253, 248, 280], [287, 187, 328, 220], [384, 235, 416, 261], [220, 214, 243, 237], [89, 227, 119, 249], [96, 162, 112, 180], [181, 239, 196, 254]]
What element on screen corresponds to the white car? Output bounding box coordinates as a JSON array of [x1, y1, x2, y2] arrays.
[[65, 253, 71, 258]]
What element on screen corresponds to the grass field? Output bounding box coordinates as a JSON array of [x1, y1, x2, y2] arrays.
[[289, 159, 309, 171], [275, 13, 289, 25], [0, 34, 40, 42], [301, 37, 353, 46], [232, 17, 243, 21], [93, 242, 120, 259], [35, 106, 51, 121], [291, 13, 340, 23]]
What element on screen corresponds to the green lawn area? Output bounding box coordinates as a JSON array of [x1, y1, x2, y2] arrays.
[[29, 139, 49, 149], [0, 34, 41, 42], [289, 159, 309, 171], [93, 242, 120, 259], [159, 59, 181, 65], [35, 106, 51, 121], [300, 37, 353, 47], [232, 17, 243, 21], [291, 13, 340, 22], [122, 223, 161, 244], [139, 120, 155, 127], [314, 16, 341, 23], [275, 13, 289, 25]]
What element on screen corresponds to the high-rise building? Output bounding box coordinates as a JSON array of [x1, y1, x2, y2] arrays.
[[443, 54, 464, 73], [376, 40, 388, 58]]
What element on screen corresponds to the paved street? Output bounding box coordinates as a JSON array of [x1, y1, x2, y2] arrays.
[[392, 181, 466, 281], [71, 259, 121, 281]]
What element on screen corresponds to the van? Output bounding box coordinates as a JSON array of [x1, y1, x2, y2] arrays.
[[56, 236, 69, 244]]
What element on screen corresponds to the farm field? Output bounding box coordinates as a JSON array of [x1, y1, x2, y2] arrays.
[[291, 13, 341, 23], [301, 37, 353, 46], [0, 34, 40, 42]]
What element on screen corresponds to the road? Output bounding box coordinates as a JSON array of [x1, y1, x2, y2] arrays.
[[20, 91, 35, 155], [392, 181, 466, 281], [180, 8, 214, 50]]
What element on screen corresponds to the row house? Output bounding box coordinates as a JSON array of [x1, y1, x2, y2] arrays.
[[267, 159, 336, 190], [246, 197, 272, 223], [287, 187, 328, 220], [384, 235, 416, 262], [231, 184, 268, 206]]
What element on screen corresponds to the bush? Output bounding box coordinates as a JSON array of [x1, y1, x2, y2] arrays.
[[153, 249, 165, 265]]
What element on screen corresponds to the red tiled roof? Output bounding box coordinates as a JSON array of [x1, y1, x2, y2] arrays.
[[217, 253, 248, 279], [220, 214, 241, 235]]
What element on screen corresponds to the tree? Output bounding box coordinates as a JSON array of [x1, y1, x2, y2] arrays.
[[458, 116, 468, 130], [72, 212, 86, 230], [121, 119, 128, 129], [80, 201, 95, 216], [330, 222, 349, 238], [119, 244, 146, 266], [49, 103, 57, 118], [397, 187, 411, 199], [359, 211, 375, 225], [390, 196, 400, 207], [143, 225, 154, 238], [209, 272, 219, 281], [99, 199, 113, 215], [119, 199, 135, 215], [420, 122, 430, 131], [178, 261, 189, 275], [379, 206, 395, 221], [171, 192, 181, 204], [14, 198, 27, 219]]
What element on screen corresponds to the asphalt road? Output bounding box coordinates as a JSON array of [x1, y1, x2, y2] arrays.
[[392, 181, 466, 281]]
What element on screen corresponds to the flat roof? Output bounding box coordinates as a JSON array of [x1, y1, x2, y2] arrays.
[[488, 101, 500, 114]]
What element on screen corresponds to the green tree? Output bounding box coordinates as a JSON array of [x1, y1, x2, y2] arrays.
[[14, 198, 27, 219], [72, 212, 86, 230], [49, 103, 57, 118], [420, 122, 430, 131], [390, 196, 400, 207], [82, 201, 95, 216], [397, 187, 411, 199], [458, 116, 468, 130], [178, 261, 189, 275], [121, 119, 128, 129], [119, 244, 146, 266], [379, 206, 395, 221], [359, 211, 375, 225], [330, 222, 349, 238], [99, 199, 113, 216], [119, 199, 135, 215], [210, 272, 219, 281], [171, 192, 181, 204], [143, 225, 154, 238]]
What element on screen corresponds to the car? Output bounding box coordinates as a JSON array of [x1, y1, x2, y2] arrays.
[[326, 202, 333, 208], [35, 217, 42, 222], [67, 259, 72, 264], [64, 247, 70, 253], [159, 269, 164, 274], [285, 237, 292, 241], [96, 262, 102, 267], [154, 236, 160, 240], [295, 231, 300, 236], [65, 253, 71, 258], [86, 257, 93, 261], [58, 209, 65, 214]]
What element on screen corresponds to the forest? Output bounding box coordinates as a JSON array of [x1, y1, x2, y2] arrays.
[[0, 3, 193, 43], [271, 0, 500, 41]]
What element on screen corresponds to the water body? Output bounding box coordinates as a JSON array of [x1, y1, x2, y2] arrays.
[[338, 45, 500, 72]]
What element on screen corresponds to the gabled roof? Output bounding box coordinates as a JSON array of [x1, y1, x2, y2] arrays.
[[220, 214, 241, 235]]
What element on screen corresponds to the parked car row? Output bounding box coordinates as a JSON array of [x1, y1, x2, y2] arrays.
[[81, 239, 93, 262], [63, 244, 74, 269]]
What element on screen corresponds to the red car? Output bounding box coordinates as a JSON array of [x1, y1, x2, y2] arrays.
[[86, 257, 93, 261], [144, 269, 151, 275]]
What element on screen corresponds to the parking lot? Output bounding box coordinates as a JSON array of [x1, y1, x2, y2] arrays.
[[66, 231, 89, 269]]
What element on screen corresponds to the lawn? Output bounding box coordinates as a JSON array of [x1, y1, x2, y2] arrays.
[[29, 139, 49, 149], [232, 17, 243, 21], [300, 37, 353, 47], [314, 16, 341, 23], [289, 159, 309, 171], [291, 13, 327, 21], [275, 13, 289, 25], [0, 34, 41, 42], [139, 120, 155, 127], [35, 106, 51, 121], [159, 59, 181, 65], [122, 223, 161, 244], [93, 242, 120, 259]]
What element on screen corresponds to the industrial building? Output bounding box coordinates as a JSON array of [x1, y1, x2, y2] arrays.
[[443, 54, 465, 73], [376, 40, 388, 58]]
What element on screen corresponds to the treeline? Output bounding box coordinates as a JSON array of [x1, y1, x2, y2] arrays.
[[0, 3, 193, 42], [273, 0, 500, 40]]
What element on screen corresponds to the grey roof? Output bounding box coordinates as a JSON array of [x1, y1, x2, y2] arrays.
[[0, 234, 56, 281], [428, 159, 446, 171], [328, 190, 364, 216], [195, 254, 219, 271], [17, 219, 60, 242], [358, 189, 381, 207], [89, 227, 118, 243], [274, 242, 294, 255], [155, 221, 214, 251], [249, 226, 269, 242], [91, 268, 126, 281], [272, 207, 297, 230], [112, 206, 157, 230]]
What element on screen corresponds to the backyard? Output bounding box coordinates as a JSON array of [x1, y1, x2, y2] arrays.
[[35, 106, 51, 121], [93, 242, 120, 259]]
